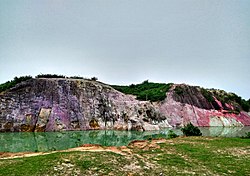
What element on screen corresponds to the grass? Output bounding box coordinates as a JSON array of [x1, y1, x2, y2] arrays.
[[0, 153, 62, 176], [0, 137, 250, 175]]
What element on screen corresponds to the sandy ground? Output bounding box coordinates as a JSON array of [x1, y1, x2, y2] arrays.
[[0, 138, 167, 160]]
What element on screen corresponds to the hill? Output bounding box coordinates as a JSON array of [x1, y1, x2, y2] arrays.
[[0, 75, 249, 132]]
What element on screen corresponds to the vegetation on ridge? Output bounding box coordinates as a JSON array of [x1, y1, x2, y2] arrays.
[[174, 85, 250, 112], [1, 75, 249, 112], [0, 76, 32, 93], [210, 89, 250, 112], [111, 80, 173, 102], [36, 74, 66, 78], [0, 74, 99, 93]]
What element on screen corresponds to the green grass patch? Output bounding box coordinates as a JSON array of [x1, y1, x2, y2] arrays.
[[0, 152, 63, 176], [0, 137, 250, 175], [111, 80, 173, 102]]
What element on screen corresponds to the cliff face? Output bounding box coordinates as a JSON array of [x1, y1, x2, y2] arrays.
[[0, 78, 169, 132], [159, 84, 250, 127], [0, 79, 249, 132]]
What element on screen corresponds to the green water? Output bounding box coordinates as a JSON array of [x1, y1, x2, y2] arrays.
[[0, 127, 249, 153]]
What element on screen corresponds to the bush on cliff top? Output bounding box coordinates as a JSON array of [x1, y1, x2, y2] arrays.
[[69, 76, 84, 79], [195, 86, 250, 112], [181, 123, 202, 136], [37, 74, 99, 81], [174, 86, 184, 95], [200, 88, 214, 102], [209, 89, 250, 112], [0, 76, 33, 92], [36, 74, 66, 78], [111, 80, 173, 102]]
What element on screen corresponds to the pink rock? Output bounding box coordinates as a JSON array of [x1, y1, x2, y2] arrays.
[[0, 79, 249, 131]]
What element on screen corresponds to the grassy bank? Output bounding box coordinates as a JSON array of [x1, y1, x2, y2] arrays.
[[0, 137, 250, 176]]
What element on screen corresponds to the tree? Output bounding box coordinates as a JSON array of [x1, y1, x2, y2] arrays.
[[91, 77, 98, 81], [181, 123, 202, 136], [168, 130, 179, 138]]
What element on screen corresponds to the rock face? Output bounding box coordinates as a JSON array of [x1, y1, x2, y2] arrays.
[[0, 78, 169, 132], [159, 84, 250, 127], [0, 79, 249, 132]]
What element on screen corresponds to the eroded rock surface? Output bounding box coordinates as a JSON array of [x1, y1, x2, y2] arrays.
[[0, 79, 249, 132], [159, 84, 250, 127], [0, 78, 169, 132]]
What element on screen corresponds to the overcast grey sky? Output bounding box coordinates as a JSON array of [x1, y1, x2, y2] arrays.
[[0, 0, 249, 99]]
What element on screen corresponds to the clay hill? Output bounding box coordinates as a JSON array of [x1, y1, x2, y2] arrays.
[[0, 76, 249, 132]]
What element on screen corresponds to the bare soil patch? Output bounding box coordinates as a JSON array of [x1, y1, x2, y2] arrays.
[[0, 139, 166, 159]]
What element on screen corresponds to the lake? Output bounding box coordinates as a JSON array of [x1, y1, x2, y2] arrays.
[[1, 127, 250, 153]]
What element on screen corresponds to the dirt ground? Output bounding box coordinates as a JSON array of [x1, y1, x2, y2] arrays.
[[0, 138, 167, 160]]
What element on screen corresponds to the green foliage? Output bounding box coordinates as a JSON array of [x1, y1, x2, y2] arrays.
[[204, 89, 250, 112], [1, 138, 250, 175], [240, 99, 250, 112], [111, 81, 173, 102], [219, 92, 250, 112], [91, 77, 98, 81], [241, 132, 250, 139], [174, 86, 184, 95], [69, 76, 98, 81], [216, 92, 241, 106], [181, 123, 202, 136], [200, 88, 214, 102], [167, 130, 179, 138], [0, 76, 33, 92], [35, 74, 66, 78], [69, 76, 84, 79]]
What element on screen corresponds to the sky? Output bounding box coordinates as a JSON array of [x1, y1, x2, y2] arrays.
[[0, 0, 249, 99]]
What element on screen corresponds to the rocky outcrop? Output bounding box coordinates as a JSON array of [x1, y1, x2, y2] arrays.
[[0, 79, 249, 132], [159, 84, 250, 127], [0, 78, 169, 132]]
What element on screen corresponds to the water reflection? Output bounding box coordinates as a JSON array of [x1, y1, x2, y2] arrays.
[[200, 126, 250, 137], [0, 127, 249, 152], [0, 130, 165, 152]]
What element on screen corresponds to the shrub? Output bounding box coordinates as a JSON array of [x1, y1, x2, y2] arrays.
[[167, 130, 179, 138], [91, 77, 98, 81], [210, 90, 250, 112], [35, 74, 65, 78], [241, 132, 250, 139], [200, 88, 214, 102], [181, 123, 202, 136], [240, 99, 250, 112], [174, 86, 183, 95], [0, 76, 32, 92], [70, 76, 84, 79], [111, 81, 173, 102]]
